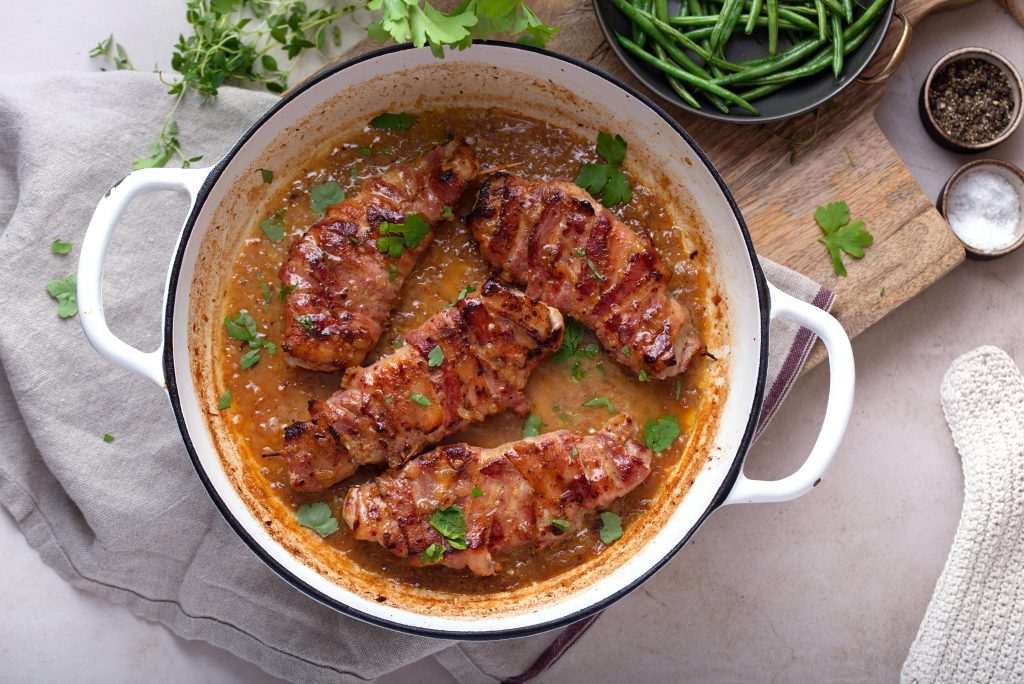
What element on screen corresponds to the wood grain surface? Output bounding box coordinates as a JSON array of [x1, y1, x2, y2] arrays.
[[326, 0, 974, 367]]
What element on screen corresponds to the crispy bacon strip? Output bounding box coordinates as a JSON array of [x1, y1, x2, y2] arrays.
[[282, 279, 563, 492], [343, 415, 653, 576], [279, 140, 479, 371], [467, 173, 701, 379]]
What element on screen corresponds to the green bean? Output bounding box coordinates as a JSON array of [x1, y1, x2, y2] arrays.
[[646, 14, 751, 71], [766, 0, 779, 55], [709, 0, 741, 52], [712, 34, 822, 83], [744, 0, 764, 33], [650, 0, 702, 107], [842, 0, 854, 21], [814, 0, 827, 42], [738, 13, 878, 94], [818, 0, 847, 18], [682, 26, 715, 39], [633, 0, 654, 48], [669, 13, 806, 29], [775, 8, 819, 32], [778, 4, 818, 15], [687, 0, 703, 17], [830, 12, 843, 77], [607, 0, 714, 79], [677, 0, 690, 16], [616, 34, 761, 114]]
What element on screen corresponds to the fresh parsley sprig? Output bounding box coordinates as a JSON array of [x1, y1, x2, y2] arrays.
[[814, 201, 874, 277], [377, 214, 430, 258], [576, 131, 633, 207]]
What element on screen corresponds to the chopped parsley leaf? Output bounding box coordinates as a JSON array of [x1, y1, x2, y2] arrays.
[[377, 213, 430, 258], [674, 379, 682, 401], [294, 315, 320, 338], [445, 284, 476, 308], [278, 282, 296, 302], [442, 204, 454, 219], [571, 360, 587, 381], [259, 209, 286, 242], [225, 310, 276, 369], [388, 263, 398, 282], [429, 505, 467, 549], [218, 389, 231, 410], [259, 168, 273, 183], [570, 446, 579, 462], [575, 247, 585, 257], [427, 345, 445, 367], [620, 345, 631, 357], [102, 433, 115, 443], [582, 396, 616, 414], [384, 395, 394, 405], [369, 112, 417, 130], [586, 258, 607, 282], [51, 239, 73, 255], [409, 392, 431, 407], [471, 485, 483, 498], [296, 502, 339, 537], [420, 543, 445, 565], [350, 161, 359, 181], [522, 413, 543, 437], [638, 369, 652, 382], [599, 511, 623, 544], [259, 280, 273, 311], [550, 519, 570, 533], [553, 317, 599, 363], [644, 416, 680, 454], [310, 181, 345, 216], [240, 347, 262, 369]]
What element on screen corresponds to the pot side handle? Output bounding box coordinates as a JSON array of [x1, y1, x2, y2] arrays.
[[723, 283, 855, 505], [78, 167, 211, 388]]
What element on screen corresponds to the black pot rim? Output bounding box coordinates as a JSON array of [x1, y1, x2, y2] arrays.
[[160, 40, 771, 640], [592, 0, 896, 124]]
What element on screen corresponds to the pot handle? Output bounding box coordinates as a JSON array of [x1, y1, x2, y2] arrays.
[[78, 167, 211, 388], [723, 283, 855, 505]]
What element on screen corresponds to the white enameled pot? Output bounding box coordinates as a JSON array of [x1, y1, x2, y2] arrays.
[[78, 43, 854, 639]]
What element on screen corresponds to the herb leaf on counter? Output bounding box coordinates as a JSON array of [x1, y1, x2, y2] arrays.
[[522, 413, 543, 438], [369, 112, 417, 130], [599, 511, 622, 545], [89, 34, 135, 71], [644, 415, 680, 454], [296, 502, 339, 537], [46, 275, 78, 319], [815, 201, 873, 277], [576, 131, 632, 206], [310, 181, 345, 217], [51, 240, 73, 255], [429, 505, 468, 549], [102, 433, 116, 443]]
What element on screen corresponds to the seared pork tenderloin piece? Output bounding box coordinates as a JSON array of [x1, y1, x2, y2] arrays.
[[283, 279, 564, 492], [343, 414, 653, 576], [279, 139, 479, 371], [467, 173, 701, 379]]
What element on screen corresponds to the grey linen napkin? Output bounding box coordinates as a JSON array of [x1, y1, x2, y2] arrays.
[[0, 71, 832, 684], [901, 346, 1024, 683]]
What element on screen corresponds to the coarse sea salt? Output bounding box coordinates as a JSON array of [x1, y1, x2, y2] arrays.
[[946, 170, 1022, 252]]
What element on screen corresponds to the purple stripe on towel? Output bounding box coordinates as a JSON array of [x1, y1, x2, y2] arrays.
[[511, 284, 835, 683]]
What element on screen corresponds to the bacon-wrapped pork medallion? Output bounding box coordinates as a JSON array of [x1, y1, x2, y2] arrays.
[[467, 173, 701, 379], [280, 140, 479, 371], [282, 279, 563, 492], [343, 415, 653, 576]]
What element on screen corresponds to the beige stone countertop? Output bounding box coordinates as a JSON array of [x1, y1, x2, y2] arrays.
[[1, 1, 1021, 681]]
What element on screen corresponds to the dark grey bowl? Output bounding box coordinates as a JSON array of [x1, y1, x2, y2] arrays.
[[593, 0, 895, 123]]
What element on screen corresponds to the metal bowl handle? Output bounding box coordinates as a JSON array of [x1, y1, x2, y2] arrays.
[[78, 167, 210, 388], [858, 10, 912, 85], [723, 283, 855, 505]]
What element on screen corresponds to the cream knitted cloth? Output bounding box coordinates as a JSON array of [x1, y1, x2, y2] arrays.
[[902, 346, 1024, 683]]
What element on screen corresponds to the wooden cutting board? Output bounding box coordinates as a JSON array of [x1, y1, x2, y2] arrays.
[[334, 0, 975, 366]]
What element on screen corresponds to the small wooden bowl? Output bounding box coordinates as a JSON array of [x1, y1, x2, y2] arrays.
[[919, 47, 1024, 153], [939, 159, 1024, 260]]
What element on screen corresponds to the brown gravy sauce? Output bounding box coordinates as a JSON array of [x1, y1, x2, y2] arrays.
[[217, 107, 715, 593]]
